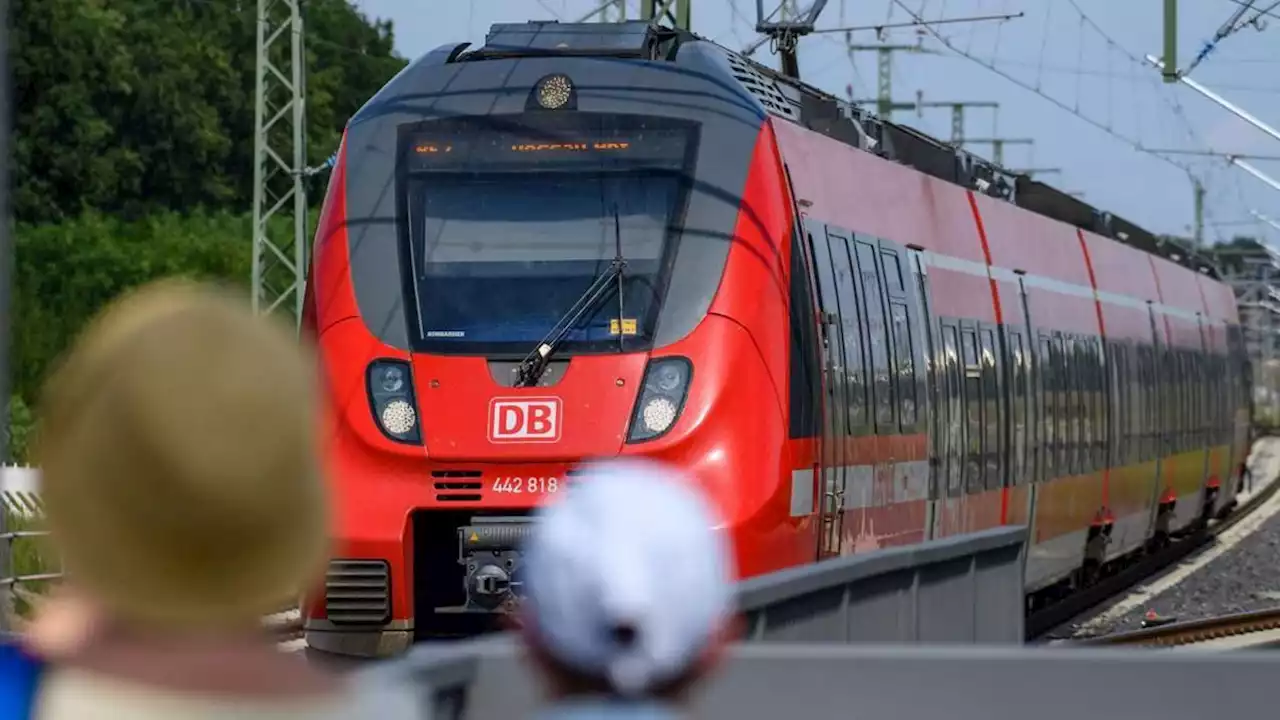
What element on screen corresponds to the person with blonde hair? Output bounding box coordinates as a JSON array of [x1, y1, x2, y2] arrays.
[[0, 279, 425, 719]]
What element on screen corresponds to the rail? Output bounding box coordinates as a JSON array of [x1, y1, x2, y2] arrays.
[[1067, 606, 1280, 649]]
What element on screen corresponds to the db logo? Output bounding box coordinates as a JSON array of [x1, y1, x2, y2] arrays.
[[489, 397, 562, 443]]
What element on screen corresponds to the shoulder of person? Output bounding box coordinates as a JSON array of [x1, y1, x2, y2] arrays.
[[0, 636, 45, 718]]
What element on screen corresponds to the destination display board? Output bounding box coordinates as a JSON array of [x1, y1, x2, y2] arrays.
[[402, 114, 694, 172]]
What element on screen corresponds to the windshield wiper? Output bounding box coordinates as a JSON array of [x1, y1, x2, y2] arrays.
[[513, 205, 627, 388]]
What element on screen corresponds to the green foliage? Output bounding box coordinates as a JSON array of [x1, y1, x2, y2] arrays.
[[3, 0, 406, 450], [11, 0, 407, 224], [1209, 235, 1267, 277], [7, 210, 322, 408], [5, 395, 34, 464]]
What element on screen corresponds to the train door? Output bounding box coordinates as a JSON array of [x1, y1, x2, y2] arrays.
[[803, 217, 848, 559], [1193, 315, 1214, 522], [905, 247, 939, 539], [826, 227, 870, 550], [1009, 275, 1037, 532], [979, 326, 1005, 495], [1144, 302, 1172, 542], [880, 241, 927, 544], [852, 238, 902, 545]]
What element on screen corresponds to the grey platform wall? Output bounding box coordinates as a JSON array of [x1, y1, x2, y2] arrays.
[[372, 641, 1280, 720], [366, 526, 1030, 719]]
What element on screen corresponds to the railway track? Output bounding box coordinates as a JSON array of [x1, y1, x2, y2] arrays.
[[1067, 606, 1280, 649], [1028, 446, 1280, 640]]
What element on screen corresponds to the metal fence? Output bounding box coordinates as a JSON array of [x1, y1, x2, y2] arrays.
[[0, 464, 59, 628], [364, 525, 1028, 718]]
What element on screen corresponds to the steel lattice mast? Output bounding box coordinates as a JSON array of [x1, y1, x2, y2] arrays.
[[643, 0, 691, 28], [251, 0, 308, 324]]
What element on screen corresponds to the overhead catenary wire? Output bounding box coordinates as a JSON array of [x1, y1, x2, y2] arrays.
[[886, 0, 1239, 244]]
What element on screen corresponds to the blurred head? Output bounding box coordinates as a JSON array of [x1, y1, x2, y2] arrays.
[[519, 458, 736, 701], [35, 279, 328, 631]]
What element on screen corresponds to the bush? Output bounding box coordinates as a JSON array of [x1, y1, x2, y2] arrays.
[[7, 209, 322, 407]]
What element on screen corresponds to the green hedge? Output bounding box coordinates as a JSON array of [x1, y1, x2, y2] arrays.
[[4, 209, 325, 462]]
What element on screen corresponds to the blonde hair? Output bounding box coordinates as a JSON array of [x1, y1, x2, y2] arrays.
[[35, 279, 329, 629]]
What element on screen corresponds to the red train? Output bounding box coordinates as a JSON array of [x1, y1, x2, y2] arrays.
[[300, 21, 1251, 657]]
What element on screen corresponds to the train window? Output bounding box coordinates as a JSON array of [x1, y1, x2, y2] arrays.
[[1090, 339, 1099, 469], [1055, 334, 1070, 477], [1110, 342, 1124, 467], [890, 303, 917, 428], [1090, 338, 1100, 471], [942, 325, 964, 498], [854, 240, 895, 432], [1125, 343, 1137, 466], [1084, 337, 1097, 473], [1074, 337, 1090, 474], [1188, 351, 1196, 442], [1208, 351, 1218, 440], [1137, 345, 1147, 461], [1144, 345, 1158, 462], [1027, 330, 1040, 485], [1136, 344, 1147, 462], [881, 250, 906, 296], [1039, 336, 1055, 481], [1175, 351, 1184, 449], [1010, 331, 1028, 486], [827, 233, 869, 432], [1195, 351, 1202, 437], [961, 328, 984, 493], [1174, 352, 1185, 451], [980, 329, 1001, 490], [1123, 342, 1130, 465], [787, 230, 821, 439], [805, 229, 847, 464]]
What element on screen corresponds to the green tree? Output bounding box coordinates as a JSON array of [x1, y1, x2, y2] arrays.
[[1210, 235, 1267, 277], [11, 0, 406, 223]]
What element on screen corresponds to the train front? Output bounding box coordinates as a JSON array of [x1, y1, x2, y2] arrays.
[[303, 21, 810, 657]]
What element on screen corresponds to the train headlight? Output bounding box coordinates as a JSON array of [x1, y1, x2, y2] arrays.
[[641, 396, 678, 433], [380, 400, 417, 435], [626, 356, 693, 444], [366, 359, 422, 444], [535, 74, 573, 110], [378, 365, 406, 393]]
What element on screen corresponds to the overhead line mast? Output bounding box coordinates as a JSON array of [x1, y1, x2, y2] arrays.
[[251, 0, 308, 325]]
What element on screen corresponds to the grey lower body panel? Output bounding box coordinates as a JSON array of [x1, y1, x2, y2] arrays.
[[305, 618, 414, 658]]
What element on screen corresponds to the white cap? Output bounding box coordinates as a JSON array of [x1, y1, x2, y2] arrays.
[[522, 458, 735, 697]]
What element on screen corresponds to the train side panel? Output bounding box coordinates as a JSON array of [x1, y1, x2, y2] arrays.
[[1080, 230, 1164, 560], [973, 194, 1106, 591], [1148, 257, 1215, 532], [772, 118, 979, 554]]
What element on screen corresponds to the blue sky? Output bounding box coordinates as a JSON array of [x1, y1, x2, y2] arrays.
[[351, 0, 1280, 245]]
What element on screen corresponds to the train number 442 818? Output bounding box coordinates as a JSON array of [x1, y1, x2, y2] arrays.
[[491, 476, 560, 494]]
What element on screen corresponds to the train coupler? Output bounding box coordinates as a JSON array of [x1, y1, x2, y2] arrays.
[[436, 516, 536, 616]]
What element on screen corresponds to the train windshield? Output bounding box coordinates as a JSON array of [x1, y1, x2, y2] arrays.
[[402, 114, 695, 356]]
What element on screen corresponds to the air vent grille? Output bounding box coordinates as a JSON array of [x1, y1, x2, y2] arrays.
[[432, 469, 482, 502], [325, 559, 390, 625], [724, 52, 800, 121]]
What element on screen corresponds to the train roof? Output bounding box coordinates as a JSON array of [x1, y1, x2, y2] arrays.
[[461, 20, 1222, 281]]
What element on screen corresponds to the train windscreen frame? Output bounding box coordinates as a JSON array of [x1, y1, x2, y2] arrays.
[[396, 112, 699, 357]]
